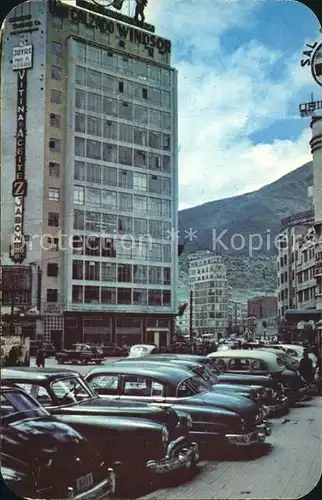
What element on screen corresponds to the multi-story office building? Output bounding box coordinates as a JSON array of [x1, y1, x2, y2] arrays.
[[1, 0, 178, 347], [231, 301, 247, 333], [277, 209, 314, 319], [188, 250, 230, 338], [296, 227, 316, 310]]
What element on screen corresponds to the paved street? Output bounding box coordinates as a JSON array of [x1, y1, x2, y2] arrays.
[[33, 357, 322, 499]]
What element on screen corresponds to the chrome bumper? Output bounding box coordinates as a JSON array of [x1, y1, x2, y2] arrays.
[[67, 469, 116, 499], [146, 442, 199, 474], [263, 397, 289, 415], [256, 422, 271, 437], [226, 429, 266, 446]]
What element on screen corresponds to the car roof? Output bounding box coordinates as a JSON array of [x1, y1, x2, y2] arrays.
[[118, 357, 202, 370], [87, 363, 194, 385], [208, 349, 284, 364], [2, 367, 81, 382]]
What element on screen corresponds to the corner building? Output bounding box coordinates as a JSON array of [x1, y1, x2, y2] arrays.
[[1, 1, 178, 348]]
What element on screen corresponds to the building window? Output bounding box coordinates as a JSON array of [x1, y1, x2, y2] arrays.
[[133, 195, 147, 213], [50, 113, 61, 128], [102, 143, 117, 163], [118, 287, 132, 304], [87, 187, 101, 206], [49, 138, 61, 152], [48, 212, 59, 227], [101, 262, 116, 281], [163, 267, 171, 285], [119, 192, 132, 211], [51, 42, 62, 57], [149, 108, 162, 128], [73, 209, 84, 230], [134, 218, 147, 236], [148, 289, 162, 306], [118, 216, 132, 233], [133, 265, 147, 283], [86, 163, 101, 184], [73, 186, 85, 205], [134, 150, 147, 168], [48, 187, 60, 201], [85, 211, 101, 232], [72, 285, 83, 303], [103, 96, 117, 116], [47, 237, 59, 251], [103, 119, 117, 140], [119, 101, 133, 120], [119, 169, 133, 189], [49, 162, 60, 177], [119, 146, 133, 165], [87, 68, 102, 90], [133, 127, 147, 146], [119, 123, 133, 143], [84, 286, 99, 303], [102, 214, 117, 233], [102, 166, 117, 186], [74, 161, 86, 181], [75, 89, 86, 109], [85, 261, 100, 281], [134, 105, 147, 124], [163, 290, 171, 306], [133, 288, 147, 305], [148, 197, 162, 217], [149, 220, 162, 238], [149, 131, 161, 149], [149, 266, 162, 284], [163, 156, 171, 173], [75, 137, 86, 156], [87, 116, 102, 137], [75, 113, 86, 133], [46, 289, 58, 303], [149, 153, 161, 170], [133, 172, 147, 191], [118, 264, 132, 283], [51, 66, 62, 80], [162, 134, 171, 151], [163, 112, 171, 129], [101, 287, 117, 304], [47, 263, 59, 277], [149, 175, 162, 194], [101, 190, 117, 209], [87, 139, 101, 160], [88, 92, 102, 113], [51, 89, 62, 104]]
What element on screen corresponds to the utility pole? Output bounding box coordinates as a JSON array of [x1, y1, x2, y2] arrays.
[[189, 289, 193, 344]]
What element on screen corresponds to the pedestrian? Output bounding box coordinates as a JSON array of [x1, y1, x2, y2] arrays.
[[36, 347, 45, 368], [299, 349, 314, 384], [314, 355, 321, 395]]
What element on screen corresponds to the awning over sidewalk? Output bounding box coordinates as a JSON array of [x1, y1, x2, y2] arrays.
[[285, 309, 322, 323]]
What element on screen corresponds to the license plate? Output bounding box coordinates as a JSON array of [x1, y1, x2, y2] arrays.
[[76, 472, 93, 492]]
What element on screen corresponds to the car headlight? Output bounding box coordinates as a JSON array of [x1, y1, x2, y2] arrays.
[[186, 414, 193, 430], [162, 427, 169, 444]]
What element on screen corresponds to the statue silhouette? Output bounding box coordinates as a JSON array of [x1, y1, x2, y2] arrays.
[[134, 0, 148, 23]]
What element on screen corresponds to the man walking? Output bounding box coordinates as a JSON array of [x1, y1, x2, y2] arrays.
[[36, 346, 45, 368]]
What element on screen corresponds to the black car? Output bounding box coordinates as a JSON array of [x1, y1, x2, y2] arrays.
[[142, 354, 289, 416], [1, 384, 116, 499], [85, 364, 270, 451], [2, 367, 199, 490], [101, 345, 128, 357]]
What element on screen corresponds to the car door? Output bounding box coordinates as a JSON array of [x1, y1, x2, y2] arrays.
[[119, 374, 168, 403]]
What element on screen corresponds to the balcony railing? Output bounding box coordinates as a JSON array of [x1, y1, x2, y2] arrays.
[[314, 262, 322, 278]]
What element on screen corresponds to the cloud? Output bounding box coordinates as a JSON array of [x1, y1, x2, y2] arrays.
[[146, 0, 319, 210]]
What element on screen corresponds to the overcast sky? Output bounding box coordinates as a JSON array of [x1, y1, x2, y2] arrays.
[[143, 0, 322, 210]]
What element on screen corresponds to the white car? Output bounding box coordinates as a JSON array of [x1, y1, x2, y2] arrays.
[[278, 344, 318, 368], [128, 344, 158, 358]]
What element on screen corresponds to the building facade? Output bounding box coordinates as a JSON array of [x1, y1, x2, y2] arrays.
[[276, 209, 314, 319], [296, 227, 316, 310], [1, 0, 178, 347], [188, 250, 230, 338]]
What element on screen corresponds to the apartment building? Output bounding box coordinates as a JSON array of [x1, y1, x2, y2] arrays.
[[188, 250, 230, 338], [1, 0, 178, 347]]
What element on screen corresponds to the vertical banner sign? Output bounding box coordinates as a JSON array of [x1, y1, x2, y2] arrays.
[[9, 44, 33, 264]]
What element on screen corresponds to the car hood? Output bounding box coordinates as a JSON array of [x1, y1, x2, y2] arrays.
[[61, 397, 177, 426], [211, 383, 256, 394]]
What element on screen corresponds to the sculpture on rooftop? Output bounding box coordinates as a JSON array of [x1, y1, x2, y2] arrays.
[[133, 0, 148, 23]]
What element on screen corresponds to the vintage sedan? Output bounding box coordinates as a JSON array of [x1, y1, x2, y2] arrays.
[[135, 353, 288, 416], [1, 384, 116, 499], [85, 364, 270, 450], [208, 349, 309, 405], [128, 344, 158, 357], [2, 368, 199, 490], [115, 356, 265, 403]]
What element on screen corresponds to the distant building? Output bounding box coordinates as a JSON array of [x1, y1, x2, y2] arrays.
[[296, 228, 316, 310], [247, 295, 278, 338], [276, 208, 314, 319], [231, 301, 247, 333], [188, 250, 230, 338]]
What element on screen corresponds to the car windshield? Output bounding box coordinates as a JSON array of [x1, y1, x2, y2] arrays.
[[51, 377, 96, 405], [193, 365, 218, 385], [176, 376, 209, 397], [1, 390, 49, 419]]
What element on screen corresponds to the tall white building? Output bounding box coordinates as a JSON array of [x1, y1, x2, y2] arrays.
[[1, 0, 178, 347], [188, 250, 230, 338]]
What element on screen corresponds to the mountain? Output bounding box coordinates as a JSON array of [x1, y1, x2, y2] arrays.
[[178, 161, 313, 298]]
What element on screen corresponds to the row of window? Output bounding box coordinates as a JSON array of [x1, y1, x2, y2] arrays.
[[75, 87, 170, 119], [71, 285, 171, 306], [72, 260, 171, 285], [75, 65, 171, 108], [74, 161, 171, 188], [73, 41, 172, 88], [297, 287, 316, 303], [72, 235, 172, 262], [75, 113, 171, 143], [74, 136, 171, 163], [73, 211, 171, 239], [73, 185, 172, 217]]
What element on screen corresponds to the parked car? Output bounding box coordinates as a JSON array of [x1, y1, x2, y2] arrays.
[[101, 345, 128, 357], [269, 344, 318, 367], [208, 349, 310, 405], [55, 344, 104, 365], [128, 344, 158, 357], [85, 364, 270, 451], [134, 353, 288, 416], [115, 355, 266, 405], [1, 384, 116, 499], [2, 367, 199, 490]]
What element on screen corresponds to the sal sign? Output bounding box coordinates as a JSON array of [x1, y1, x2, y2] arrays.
[[301, 41, 322, 87]]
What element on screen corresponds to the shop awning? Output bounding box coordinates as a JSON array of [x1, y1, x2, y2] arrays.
[[284, 309, 322, 323]]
